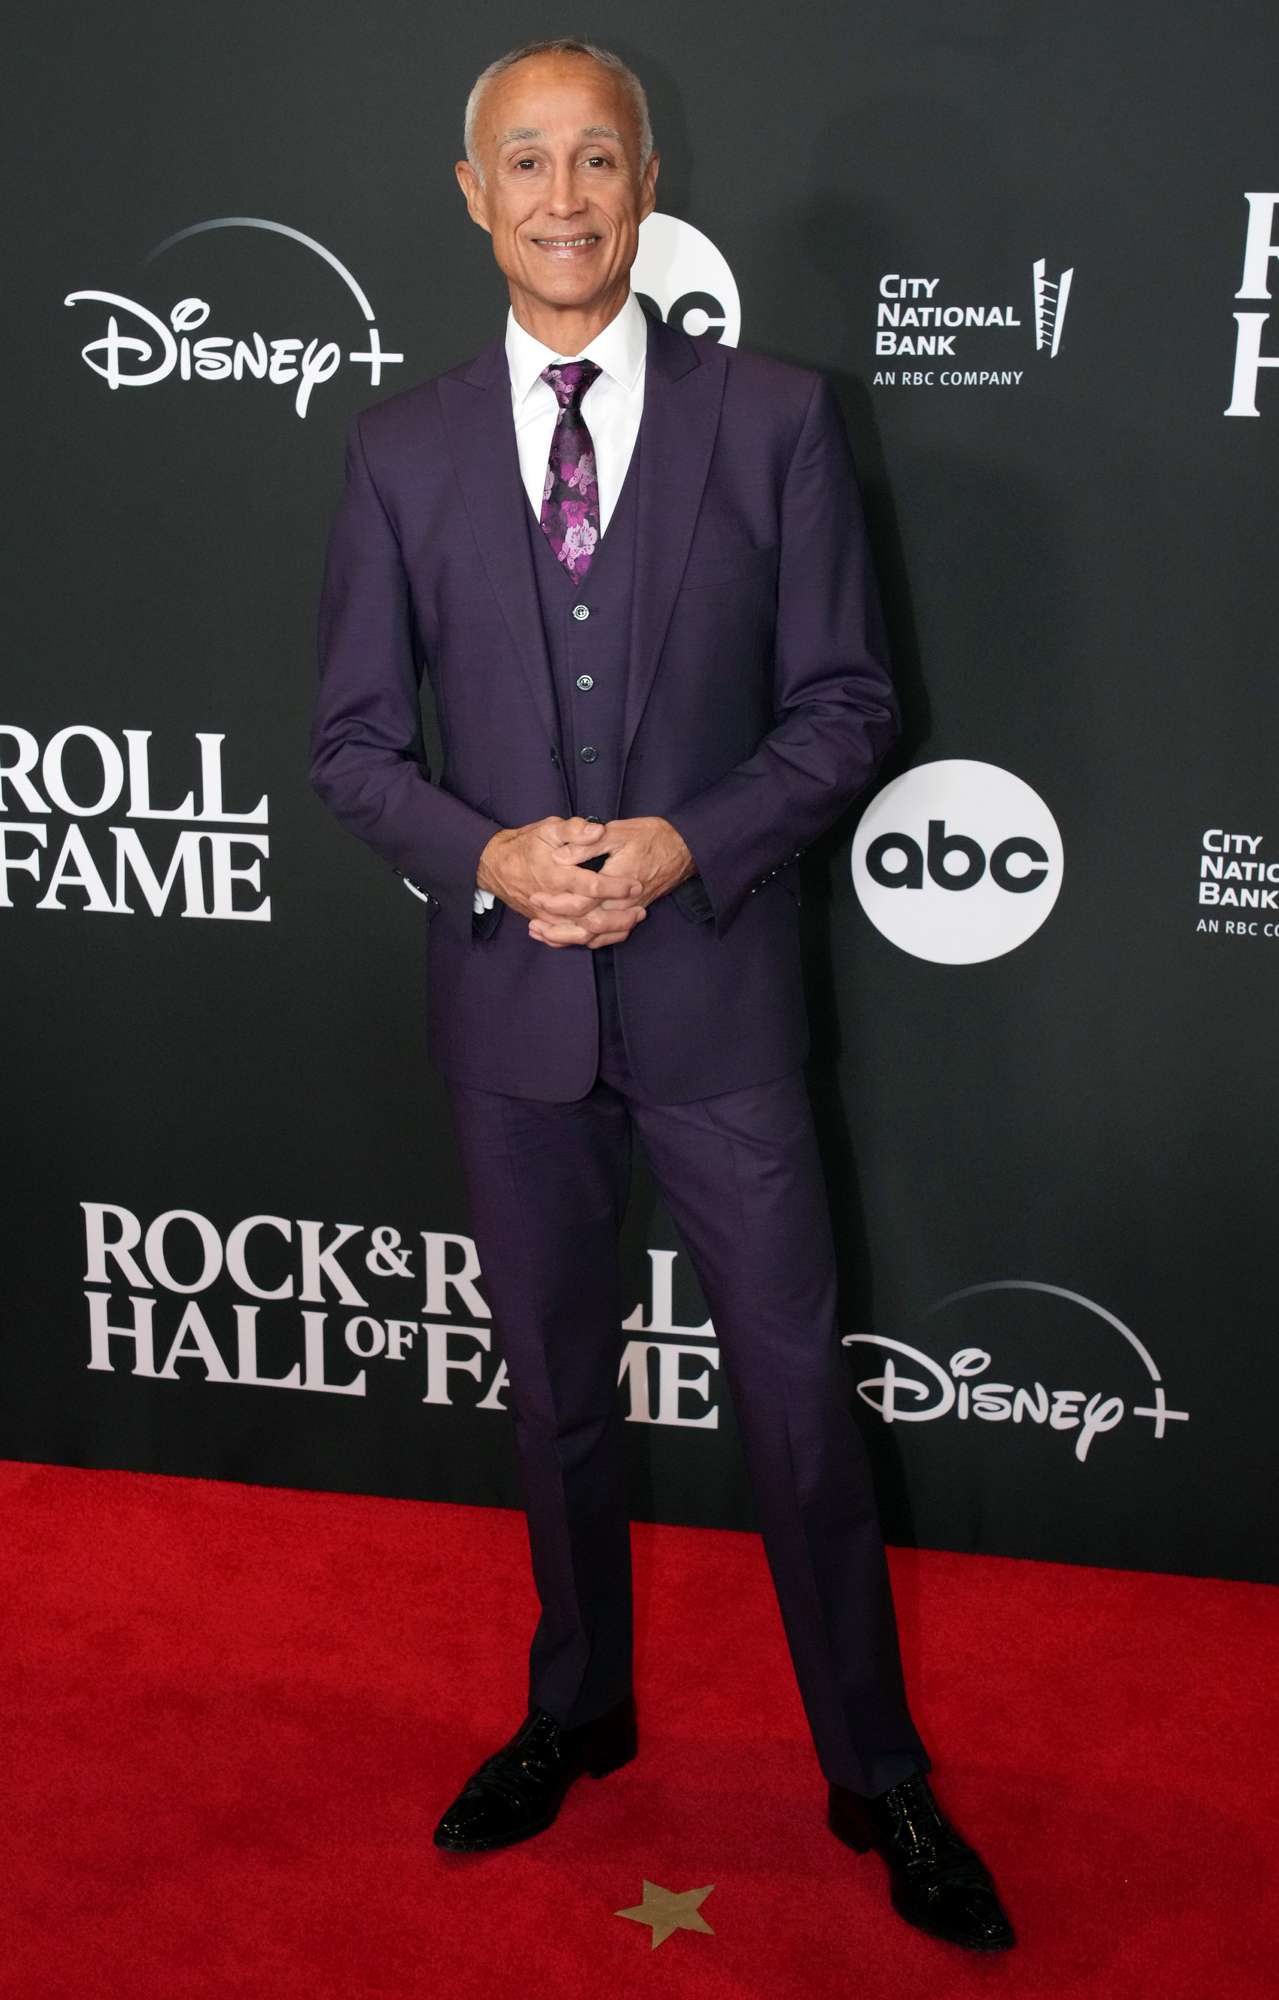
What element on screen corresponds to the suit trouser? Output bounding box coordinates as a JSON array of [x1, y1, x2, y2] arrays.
[[442, 941, 931, 1797]]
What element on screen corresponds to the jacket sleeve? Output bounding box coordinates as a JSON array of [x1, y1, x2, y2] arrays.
[[309, 409, 502, 943], [663, 374, 900, 938]]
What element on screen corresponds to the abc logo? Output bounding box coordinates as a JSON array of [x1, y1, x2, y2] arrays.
[[632, 212, 740, 346], [851, 759, 1063, 964]]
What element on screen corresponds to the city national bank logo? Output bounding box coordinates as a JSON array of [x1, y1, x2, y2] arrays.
[[852, 759, 1063, 964], [844, 1281, 1187, 1465], [64, 217, 403, 419], [1225, 192, 1279, 417], [1194, 824, 1279, 940], [80, 1203, 722, 1428], [632, 212, 740, 346], [0, 725, 269, 920], [872, 256, 1074, 389]]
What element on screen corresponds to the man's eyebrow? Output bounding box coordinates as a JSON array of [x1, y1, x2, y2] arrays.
[[495, 124, 624, 146]]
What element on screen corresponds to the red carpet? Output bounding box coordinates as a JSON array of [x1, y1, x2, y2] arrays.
[[2, 1458, 1275, 1999]]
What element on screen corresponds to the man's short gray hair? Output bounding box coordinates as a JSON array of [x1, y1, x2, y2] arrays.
[[463, 38, 654, 183]]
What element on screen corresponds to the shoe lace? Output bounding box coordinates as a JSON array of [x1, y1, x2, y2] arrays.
[[882, 1775, 987, 1881], [470, 1714, 563, 1805]]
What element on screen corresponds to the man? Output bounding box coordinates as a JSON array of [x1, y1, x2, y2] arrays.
[[310, 37, 1014, 1954]]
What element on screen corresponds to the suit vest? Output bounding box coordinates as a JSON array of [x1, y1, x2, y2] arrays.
[[523, 428, 643, 823]]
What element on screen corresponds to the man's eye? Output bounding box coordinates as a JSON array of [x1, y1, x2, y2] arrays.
[[513, 158, 538, 171], [585, 155, 613, 168]]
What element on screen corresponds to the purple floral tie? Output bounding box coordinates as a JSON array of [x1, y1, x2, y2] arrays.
[[538, 359, 602, 585]]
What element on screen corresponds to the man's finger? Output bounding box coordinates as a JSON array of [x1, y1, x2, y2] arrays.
[[551, 842, 620, 869], [543, 816, 605, 847], [544, 865, 644, 901], [530, 890, 627, 917], [552, 843, 624, 866], [549, 847, 637, 876], [530, 907, 646, 945], [531, 908, 647, 928]]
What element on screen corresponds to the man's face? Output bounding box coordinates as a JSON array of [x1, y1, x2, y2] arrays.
[[456, 53, 659, 321]]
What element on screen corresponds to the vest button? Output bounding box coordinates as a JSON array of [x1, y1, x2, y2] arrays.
[[572, 603, 591, 622], [578, 745, 598, 763], [576, 674, 594, 691]]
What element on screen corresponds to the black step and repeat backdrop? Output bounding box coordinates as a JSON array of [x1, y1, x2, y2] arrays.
[[4, 3, 1276, 1583]]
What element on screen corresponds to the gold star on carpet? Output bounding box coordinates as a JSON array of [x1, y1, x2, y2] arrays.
[[615, 1879, 716, 1949]]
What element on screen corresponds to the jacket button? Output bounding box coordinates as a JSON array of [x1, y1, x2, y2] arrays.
[[576, 673, 594, 691], [578, 744, 598, 763], [549, 747, 560, 765], [572, 603, 590, 622]]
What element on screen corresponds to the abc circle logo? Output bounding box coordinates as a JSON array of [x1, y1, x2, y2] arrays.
[[852, 760, 1063, 964], [632, 213, 740, 346]]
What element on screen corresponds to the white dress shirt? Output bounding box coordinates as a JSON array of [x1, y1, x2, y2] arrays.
[[472, 289, 649, 911]]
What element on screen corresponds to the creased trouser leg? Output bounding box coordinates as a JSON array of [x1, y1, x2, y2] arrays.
[[622, 1059, 931, 1794], [444, 1063, 635, 1729]]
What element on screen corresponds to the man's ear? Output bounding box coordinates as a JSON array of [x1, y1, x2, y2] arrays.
[[638, 150, 661, 225], [454, 159, 491, 236]]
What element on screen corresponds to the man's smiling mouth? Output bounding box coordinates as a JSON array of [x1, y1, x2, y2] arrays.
[[532, 234, 600, 248]]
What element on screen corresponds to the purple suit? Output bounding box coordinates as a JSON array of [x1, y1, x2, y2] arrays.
[[311, 308, 899, 1103], [310, 303, 931, 1797]]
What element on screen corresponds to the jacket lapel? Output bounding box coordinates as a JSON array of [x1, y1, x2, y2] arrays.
[[621, 310, 727, 779], [438, 333, 558, 748], [436, 305, 728, 787]]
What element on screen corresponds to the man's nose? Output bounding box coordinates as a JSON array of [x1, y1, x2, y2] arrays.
[[544, 160, 587, 214]]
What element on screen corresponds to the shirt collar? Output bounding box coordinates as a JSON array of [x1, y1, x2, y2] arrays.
[[505, 289, 648, 407]]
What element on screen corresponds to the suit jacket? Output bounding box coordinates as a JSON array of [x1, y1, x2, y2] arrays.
[[310, 302, 900, 1103]]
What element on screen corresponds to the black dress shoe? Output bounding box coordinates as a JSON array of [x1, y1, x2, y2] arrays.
[[828, 1771, 1015, 1951], [433, 1694, 637, 1852]]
